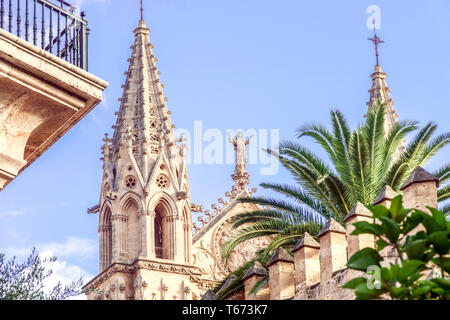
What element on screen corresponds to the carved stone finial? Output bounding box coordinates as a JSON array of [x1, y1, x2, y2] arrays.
[[218, 198, 229, 207], [211, 204, 220, 215], [197, 216, 206, 226]]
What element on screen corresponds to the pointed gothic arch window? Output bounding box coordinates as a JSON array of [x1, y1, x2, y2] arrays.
[[154, 201, 171, 260], [101, 206, 113, 271], [182, 207, 191, 263], [124, 198, 140, 262]]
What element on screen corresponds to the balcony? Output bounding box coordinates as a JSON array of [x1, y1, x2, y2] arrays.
[[0, 0, 108, 190]]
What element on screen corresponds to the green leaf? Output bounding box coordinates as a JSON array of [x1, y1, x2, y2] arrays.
[[417, 280, 439, 288], [432, 278, 450, 289], [398, 260, 425, 282], [431, 288, 445, 296], [380, 267, 392, 283], [380, 217, 401, 243], [406, 273, 423, 286], [402, 239, 427, 260], [376, 239, 389, 251], [347, 248, 383, 271], [368, 205, 390, 219], [390, 195, 406, 223], [402, 211, 422, 235], [428, 231, 450, 255], [390, 264, 400, 282], [444, 258, 450, 274], [354, 283, 381, 300], [342, 277, 367, 289], [351, 221, 383, 236], [411, 285, 432, 298], [390, 286, 407, 299], [428, 207, 447, 230], [416, 210, 446, 234]]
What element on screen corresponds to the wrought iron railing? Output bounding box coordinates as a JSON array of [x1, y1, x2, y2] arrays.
[[0, 0, 89, 70]]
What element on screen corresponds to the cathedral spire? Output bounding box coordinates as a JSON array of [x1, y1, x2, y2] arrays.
[[366, 29, 405, 157], [109, 14, 181, 181], [95, 13, 192, 274]]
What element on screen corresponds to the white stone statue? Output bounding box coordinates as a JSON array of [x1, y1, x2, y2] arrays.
[[228, 132, 253, 175]]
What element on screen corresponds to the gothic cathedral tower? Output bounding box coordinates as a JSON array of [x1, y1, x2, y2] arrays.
[[83, 17, 206, 300]]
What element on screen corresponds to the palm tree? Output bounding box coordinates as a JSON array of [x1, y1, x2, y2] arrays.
[[215, 101, 449, 299]]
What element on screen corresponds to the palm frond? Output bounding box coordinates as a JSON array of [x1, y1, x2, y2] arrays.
[[383, 120, 418, 171], [349, 130, 371, 204], [229, 210, 290, 229], [222, 219, 291, 260], [248, 275, 269, 297], [237, 196, 322, 223], [297, 123, 336, 159], [439, 204, 450, 215], [330, 109, 356, 192], [258, 183, 325, 214], [417, 132, 450, 167], [363, 101, 387, 194], [433, 164, 450, 186], [279, 141, 332, 177], [437, 185, 450, 202], [280, 158, 342, 218], [403, 122, 437, 165]]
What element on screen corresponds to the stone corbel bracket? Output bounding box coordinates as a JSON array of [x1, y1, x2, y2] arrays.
[[0, 28, 108, 190]]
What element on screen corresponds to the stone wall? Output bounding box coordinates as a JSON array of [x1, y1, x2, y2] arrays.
[[241, 167, 440, 300]]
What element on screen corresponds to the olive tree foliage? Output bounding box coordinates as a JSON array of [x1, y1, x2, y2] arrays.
[[0, 248, 83, 300]]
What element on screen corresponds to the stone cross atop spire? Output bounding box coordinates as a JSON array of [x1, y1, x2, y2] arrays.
[[368, 27, 384, 67]]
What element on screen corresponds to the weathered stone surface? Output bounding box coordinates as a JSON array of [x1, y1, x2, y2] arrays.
[[345, 208, 375, 258], [267, 247, 294, 267], [400, 166, 439, 190], [293, 238, 320, 288], [269, 260, 295, 300], [292, 233, 320, 252], [317, 218, 346, 237], [242, 262, 268, 281], [372, 185, 398, 205], [0, 27, 108, 190], [318, 219, 347, 281], [402, 167, 439, 213], [216, 275, 237, 296], [201, 290, 217, 300], [344, 202, 372, 222]]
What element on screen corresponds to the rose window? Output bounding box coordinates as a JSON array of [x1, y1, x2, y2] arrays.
[[125, 176, 137, 189], [156, 175, 169, 189]]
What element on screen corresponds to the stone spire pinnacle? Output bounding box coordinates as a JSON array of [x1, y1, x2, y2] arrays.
[[106, 17, 184, 190], [366, 64, 398, 135], [366, 31, 405, 158]]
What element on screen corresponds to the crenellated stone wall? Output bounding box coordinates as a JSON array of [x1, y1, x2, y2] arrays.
[[241, 167, 440, 300]]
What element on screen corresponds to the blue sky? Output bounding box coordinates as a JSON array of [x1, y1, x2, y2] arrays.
[[0, 0, 449, 291]]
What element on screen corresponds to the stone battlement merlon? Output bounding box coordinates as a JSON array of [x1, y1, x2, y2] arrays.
[[241, 167, 440, 300]]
